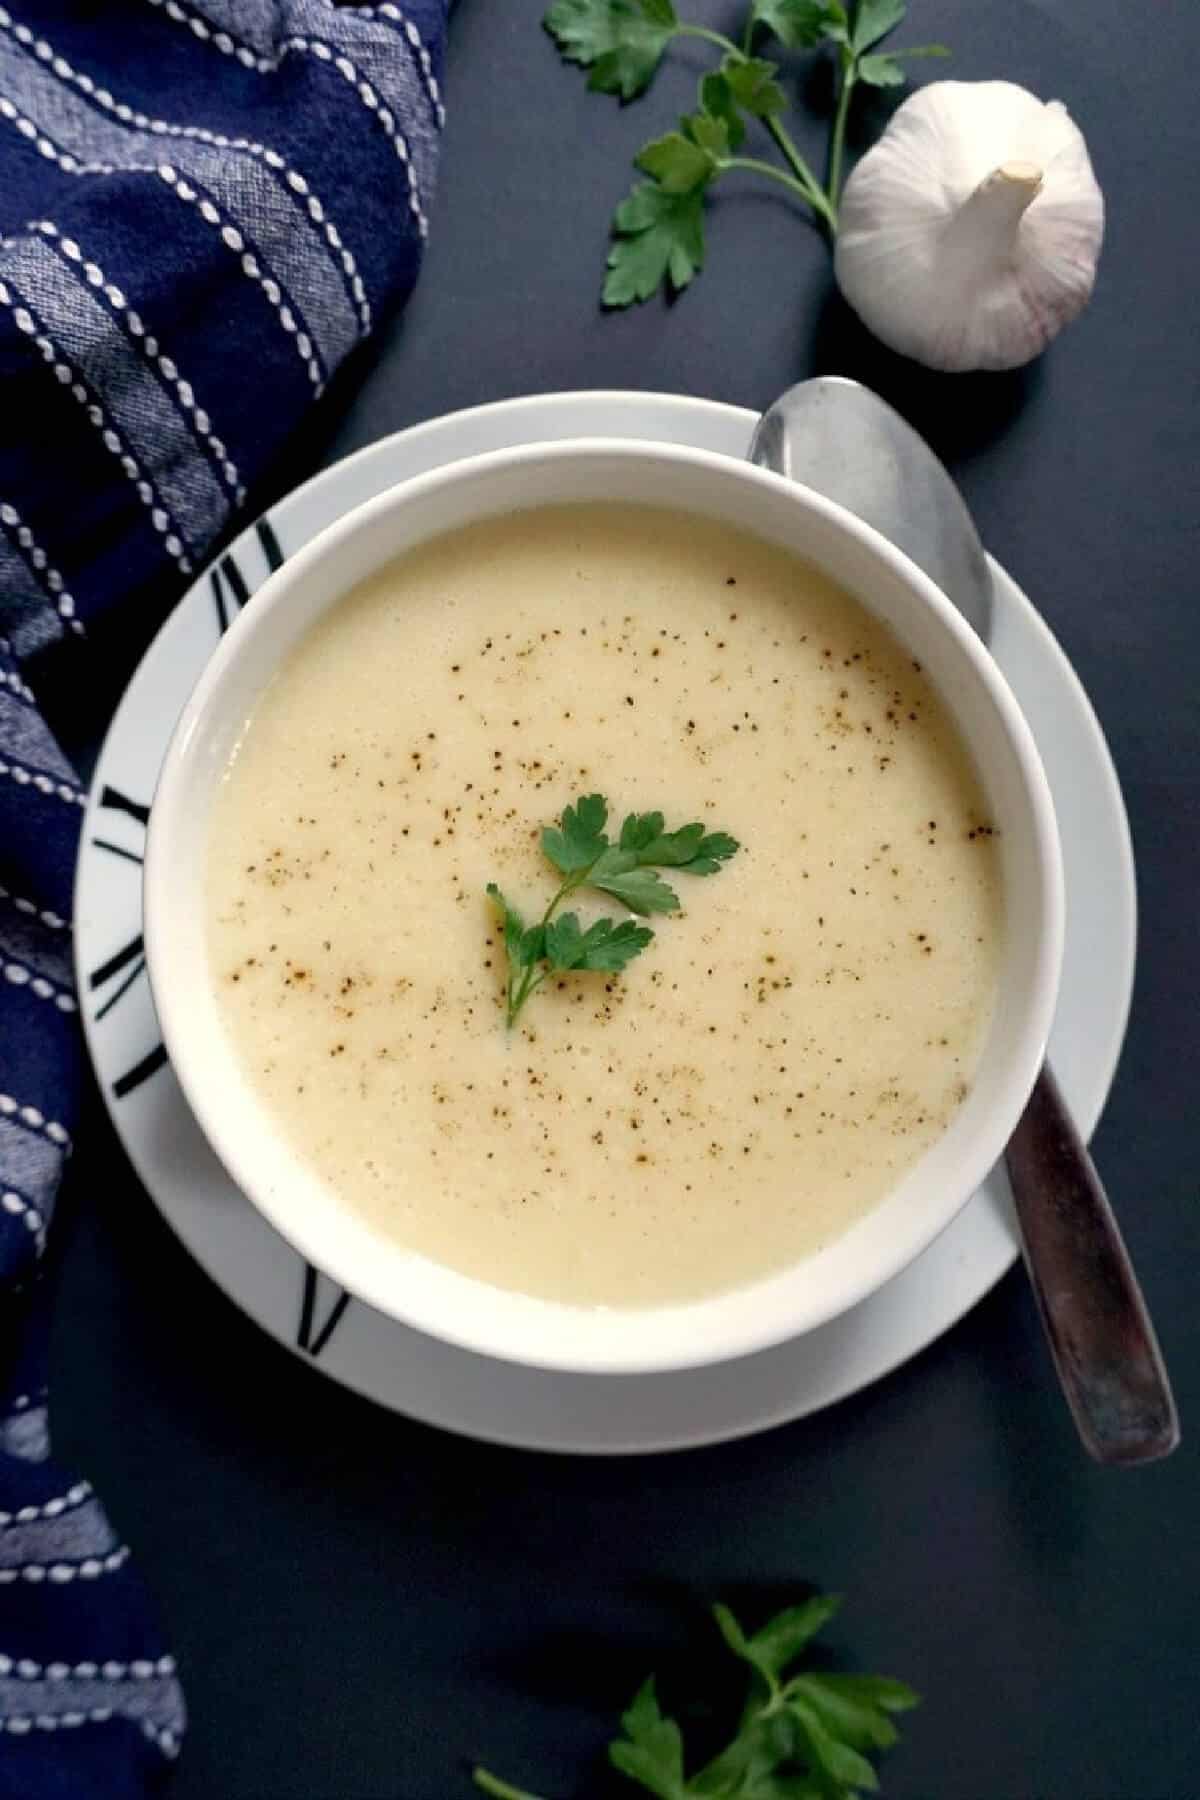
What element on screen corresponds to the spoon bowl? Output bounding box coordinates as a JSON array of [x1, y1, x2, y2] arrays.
[[752, 376, 993, 640]]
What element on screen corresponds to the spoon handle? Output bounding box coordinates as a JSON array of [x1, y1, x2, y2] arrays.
[[1005, 1065, 1179, 1464]]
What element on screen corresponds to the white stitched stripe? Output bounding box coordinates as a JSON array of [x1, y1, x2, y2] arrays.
[[144, 0, 273, 69], [0, 678, 78, 783], [2, 237, 214, 539], [0, 130, 319, 407], [0, 664, 34, 701], [348, 3, 445, 125], [0, 1093, 73, 1146], [154, 166, 324, 390], [0, 756, 85, 806], [0, 53, 344, 390], [1, 1706, 113, 1727], [0, 13, 370, 339], [0, 1188, 42, 1234], [0, 498, 83, 634], [282, 34, 426, 237], [1, 952, 76, 1011], [0, 253, 194, 573], [0, 1649, 173, 1679], [0, 884, 66, 930], [0, 1494, 121, 1571], [140, 0, 431, 235], [0, 1544, 130, 1584], [0, 1482, 91, 1528], [31, 222, 244, 502], [0, 1707, 177, 1757]]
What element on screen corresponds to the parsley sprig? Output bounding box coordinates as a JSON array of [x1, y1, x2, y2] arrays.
[[474, 1594, 919, 1797], [543, 0, 949, 305], [487, 793, 738, 1029]]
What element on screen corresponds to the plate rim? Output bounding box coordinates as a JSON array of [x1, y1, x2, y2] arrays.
[[72, 387, 1137, 1454]]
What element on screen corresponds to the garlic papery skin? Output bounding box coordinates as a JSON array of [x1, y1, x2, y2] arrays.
[[834, 81, 1105, 373]]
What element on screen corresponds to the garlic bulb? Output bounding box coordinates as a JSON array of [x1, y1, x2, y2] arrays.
[[834, 81, 1104, 373]]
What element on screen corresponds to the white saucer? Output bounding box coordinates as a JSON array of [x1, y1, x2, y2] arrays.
[[72, 391, 1136, 1455]]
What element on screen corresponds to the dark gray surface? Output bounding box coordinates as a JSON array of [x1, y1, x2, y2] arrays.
[[52, 3, 1199, 1796]]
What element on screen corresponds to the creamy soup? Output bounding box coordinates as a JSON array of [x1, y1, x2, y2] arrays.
[[207, 505, 1003, 1308]]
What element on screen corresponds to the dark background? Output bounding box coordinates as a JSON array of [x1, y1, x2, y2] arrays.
[[52, 3, 1199, 1797]]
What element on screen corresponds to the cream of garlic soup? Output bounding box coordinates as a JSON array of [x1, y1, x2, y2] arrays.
[[208, 505, 1003, 1308]]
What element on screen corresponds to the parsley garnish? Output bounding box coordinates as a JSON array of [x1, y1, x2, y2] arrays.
[[473, 1593, 919, 1797], [542, 0, 949, 305], [487, 793, 738, 1029]]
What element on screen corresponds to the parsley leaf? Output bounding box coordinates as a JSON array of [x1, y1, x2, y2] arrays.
[[785, 1675, 906, 1753], [541, 791, 611, 873], [815, 1674, 920, 1716], [687, 111, 735, 159], [721, 54, 787, 118], [715, 1596, 844, 1686], [484, 884, 545, 968], [785, 1695, 882, 1793], [473, 1595, 919, 1797], [849, 0, 905, 53], [544, 0, 951, 302], [618, 809, 666, 851], [544, 912, 654, 971], [636, 129, 720, 194], [543, 0, 678, 100], [589, 863, 681, 915], [697, 71, 747, 151], [617, 813, 740, 870], [750, 0, 847, 51], [486, 886, 549, 1022], [854, 51, 905, 85], [604, 181, 707, 305], [484, 883, 526, 961], [488, 794, 738, 1026], [689, 1708, 806, 1794], [609, 1678, 689, 1798], [857, 41, 948, 84]]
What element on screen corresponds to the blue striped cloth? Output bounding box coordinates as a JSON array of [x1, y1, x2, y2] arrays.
[[0, 4, 445, 1789]]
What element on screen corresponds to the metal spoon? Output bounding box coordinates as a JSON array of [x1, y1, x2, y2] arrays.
[[750, 376, 1179, 1465]]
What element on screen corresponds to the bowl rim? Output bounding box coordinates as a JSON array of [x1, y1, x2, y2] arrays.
[[145, 436, 1065, 1375]]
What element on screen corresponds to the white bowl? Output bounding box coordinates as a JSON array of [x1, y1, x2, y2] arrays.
[[145, 441, 1064, 1376]]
